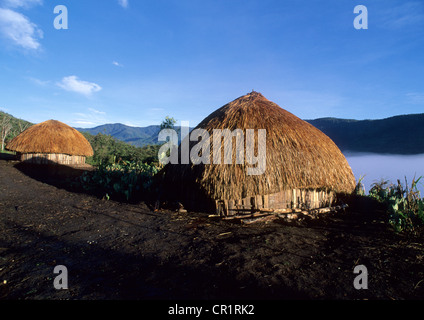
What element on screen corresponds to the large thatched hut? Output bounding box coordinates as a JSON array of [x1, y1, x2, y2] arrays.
[[6, 120, 93, 166], [160, 91, 356, 216]]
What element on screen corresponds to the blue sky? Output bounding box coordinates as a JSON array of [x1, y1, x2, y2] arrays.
[[0, 0, 423, 128]]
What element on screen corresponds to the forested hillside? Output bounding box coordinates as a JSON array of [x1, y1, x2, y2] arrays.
[[306, 113, 424, 154]]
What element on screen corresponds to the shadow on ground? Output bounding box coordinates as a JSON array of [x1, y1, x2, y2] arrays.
[[0, 219, 309, 300]]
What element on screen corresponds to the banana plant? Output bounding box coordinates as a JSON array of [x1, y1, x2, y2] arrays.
[[78, 160, 160, 202]]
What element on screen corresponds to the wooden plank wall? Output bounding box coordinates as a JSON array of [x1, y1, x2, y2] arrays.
[[20, 153, 86, 165], [216, 189, 336, 216]]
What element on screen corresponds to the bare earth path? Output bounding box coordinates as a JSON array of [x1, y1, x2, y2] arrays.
[[0, 159, 423, 301]]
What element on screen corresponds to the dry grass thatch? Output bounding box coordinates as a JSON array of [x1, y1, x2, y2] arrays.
[[6, 120, 94, 157], [160, 91, 356, 211]]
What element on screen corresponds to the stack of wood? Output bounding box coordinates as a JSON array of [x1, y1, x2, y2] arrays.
[[208, 204, 348, 224]]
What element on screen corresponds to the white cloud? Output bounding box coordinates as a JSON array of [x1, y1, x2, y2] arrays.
[[379, 2, 424, 29], [88, 107, 106, 115], [0, 8, 43, 50], [112, 61, 123, 67], [57, 76, 102, 96], [72, 120, 97, 126], [2, 0, 43, 9], [72, 108, 107, 127], [118, 0, 128, 8], [406, 92, 424, 105], [122, 121, 142, 127], [26, 76, 49, 86]]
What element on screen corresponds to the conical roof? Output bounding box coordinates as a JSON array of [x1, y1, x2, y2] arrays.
[[162, 91, 356, 206], [6, 120, 94, 157]]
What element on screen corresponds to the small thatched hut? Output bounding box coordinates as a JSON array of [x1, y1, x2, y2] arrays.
[[160, 91, 356, 215], [6, 120, 94, 166]]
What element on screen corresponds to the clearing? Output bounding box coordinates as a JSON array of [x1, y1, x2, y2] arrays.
[[0, 159, 423, 300]]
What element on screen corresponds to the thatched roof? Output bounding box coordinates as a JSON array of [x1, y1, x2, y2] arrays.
[[6, 120, 94, 157], [161, 91, 356, 207]]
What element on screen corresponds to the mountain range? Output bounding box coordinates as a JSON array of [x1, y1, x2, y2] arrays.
[[76, 123, 163, 147], [76, 113, 424, 155], [306, 113, 424, 154]]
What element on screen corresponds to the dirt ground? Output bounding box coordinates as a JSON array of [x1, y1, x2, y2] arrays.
[[1, 159, 424, 302]]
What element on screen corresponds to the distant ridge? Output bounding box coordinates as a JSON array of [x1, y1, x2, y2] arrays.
[[305, 113, 424, 154], [75, 123, 162, 147], [75, 123, 193, 148]]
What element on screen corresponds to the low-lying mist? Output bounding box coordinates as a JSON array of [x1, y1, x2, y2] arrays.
[[345, 152, 424, 195]]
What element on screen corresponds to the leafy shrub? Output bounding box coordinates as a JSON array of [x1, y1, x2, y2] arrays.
[[369, 177, 424, 233], [81, 132, 161, 166], [78, 160, 160, 202]]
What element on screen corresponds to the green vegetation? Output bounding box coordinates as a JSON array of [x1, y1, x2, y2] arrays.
[[75, 116, 176, 202], [365, 177, 424, 234], [74, 132, 164, 202], [0, 149, 15, 155], [160, 116, 177, 130], [0, 111, 33, 151], [81, 131, 161, 166], [81, 115, 177, 166], [77, 161, 160, 202], [353, 175, 366, 196]]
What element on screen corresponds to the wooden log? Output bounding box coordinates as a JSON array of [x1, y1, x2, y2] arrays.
[[227, 207, 275, 214], [273, 208, 293, 214], [217, 232, 232, 237], [241, 215, 279, 224], [222, 212, 273, 221], [308, 204, 348, 215], [287, 213, 298, 220]]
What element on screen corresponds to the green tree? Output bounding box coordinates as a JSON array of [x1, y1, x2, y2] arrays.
[[0, 111, 33, 152], [160, 116, 177, 130], [82, 132, 162, 166]]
